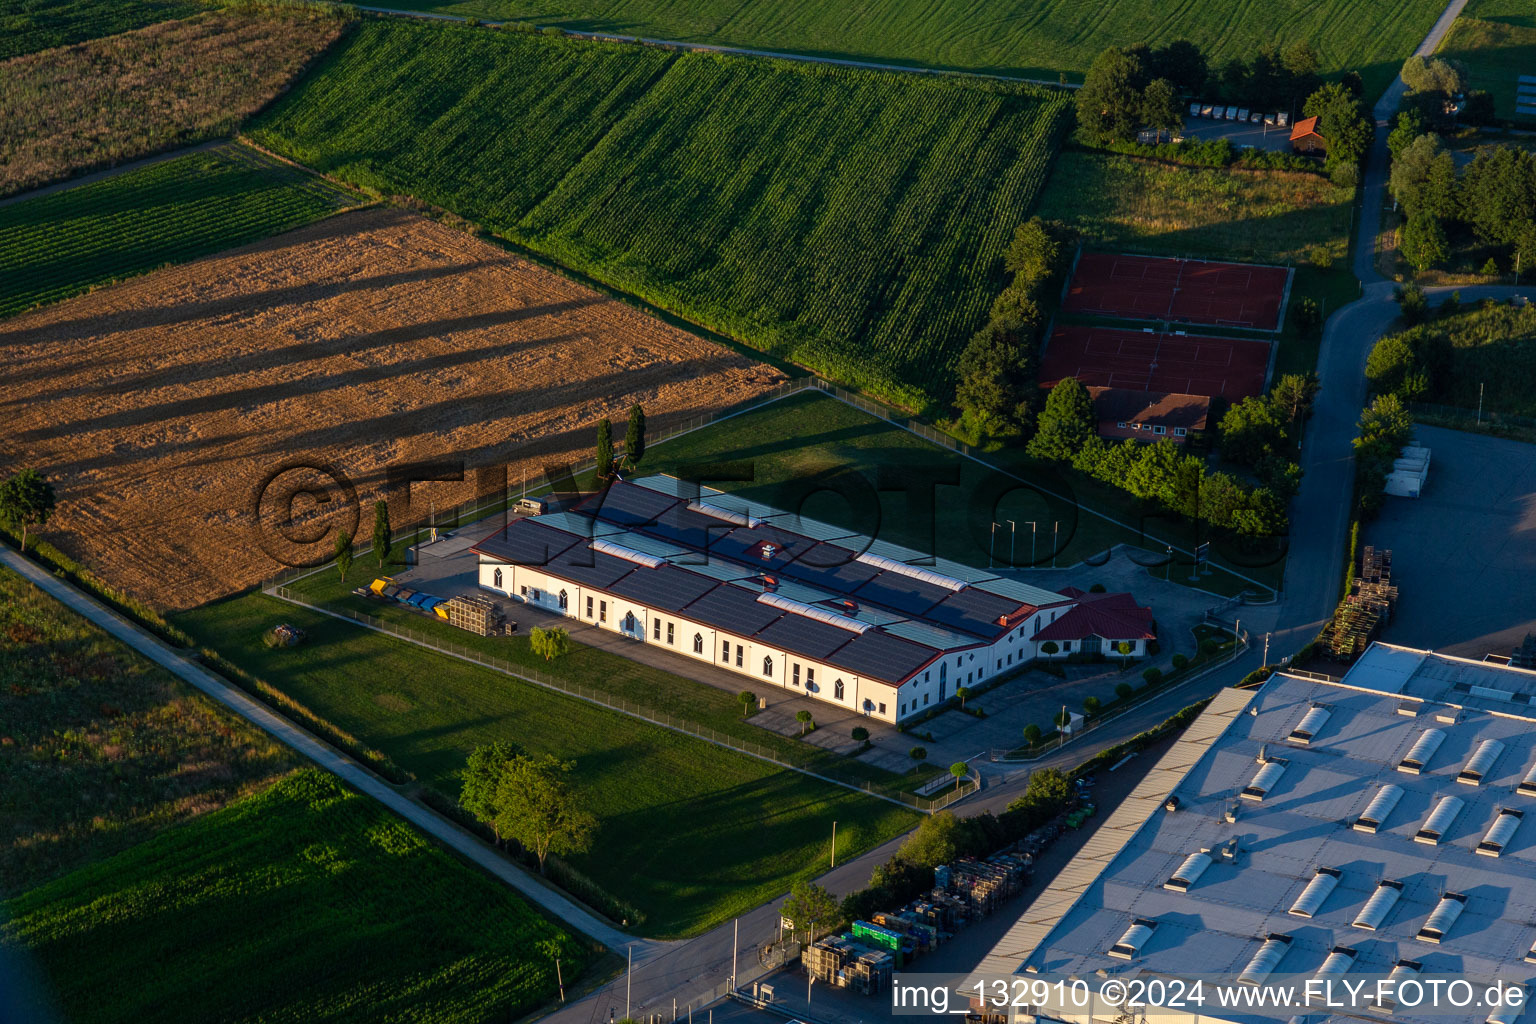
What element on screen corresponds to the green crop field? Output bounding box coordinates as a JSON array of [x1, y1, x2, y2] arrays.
[[248, 18, 1072, 406], [1439, 0, 1536, 121], [0, 566, 590, 1022], [171, 590, 919, 938], [4, 770, 591, 1024], [374, 0, 1443, 97], [0, 142, 362, 318], [0, 0, 203, 59]]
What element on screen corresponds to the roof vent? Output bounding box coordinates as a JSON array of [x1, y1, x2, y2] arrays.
[[1371, 960, 1421, 1013], [1352, 880, 1403, 931], [1315, 946, 1357, 980], [1459, 738, 1505, 785], [590, 538, 668, 569], [760, 542, 777, 561], [1289, 867, 1341, 918], [1353, 784, 1404, 833], [1396, 702, 1420, 717], [1221, 837, 1240, 863], [1242, 757, 1288, 802], [1257, 743, 1268, 763], [1478, 807, 1523, 857], [1238, 934, 1292, 986], [1518, 759, 1536, 796], [1288, 704, 1332, 745], [1415, 794, 1465, 845], [1434, 708, 1460, 725], [1164, 795, 1180, 813], [853, 552, 968, 592], [1417, 892, 1468, 943], [1224, 800, 1240, 823], [1107, 918, 1156, 960], [1164, 850, 1213, 892], [1398, 728, 1446, 774]]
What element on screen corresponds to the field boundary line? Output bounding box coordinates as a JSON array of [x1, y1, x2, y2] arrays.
[[0, 544, 643, 954], [352, 5, 1079, 90], [0, 139, 229, 210], [266, 585, 960, 814]]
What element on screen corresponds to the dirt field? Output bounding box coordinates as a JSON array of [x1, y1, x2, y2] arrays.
[[0, 207, 786, 609]]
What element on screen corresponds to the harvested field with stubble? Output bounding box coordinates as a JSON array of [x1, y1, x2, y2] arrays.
[[0, 206, 786, 610], [1, 6, 350, 196]]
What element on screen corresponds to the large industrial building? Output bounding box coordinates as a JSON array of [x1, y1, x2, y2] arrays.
[[471, 475, 1154, 724], [979, 643, 1536, 1023]]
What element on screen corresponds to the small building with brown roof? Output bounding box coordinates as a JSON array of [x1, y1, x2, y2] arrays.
[[1289, 115, 1326, 154], [1087, 386, 1209, 444]]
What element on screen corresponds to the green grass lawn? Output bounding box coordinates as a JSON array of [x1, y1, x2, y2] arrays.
[[0, 0, 203, 59], [640, 389, 1281, 595], [0, 566, 593, 1021], [171, 589, 919, 938], [4, 770, 592, 1024], [1386, 300, 1536, 417], [248, 16, 1071, 408], [1034, 147, 1358, 376], [0, 141, 362, 318], [368, 0, 1442, 98], [1438, 0, 1536, 122]]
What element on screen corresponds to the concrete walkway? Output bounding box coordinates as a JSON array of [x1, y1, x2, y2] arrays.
[[0, 546, 658, 960]]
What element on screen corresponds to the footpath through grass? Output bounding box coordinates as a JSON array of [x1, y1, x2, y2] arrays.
[[373, 0, 1443, 97], [0, 566, 592, 1021], [172, 588, 920, 938], [0, 141, 362, 318], [249, 17, 1071, 407], [4, 770, 592, 1024]]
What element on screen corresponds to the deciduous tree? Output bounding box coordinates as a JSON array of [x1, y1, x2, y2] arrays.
[[1219, 395, 1289, 467], [334, 529, 353, 581], [1076, 47, 1147, 143], [781, 881, 841, 944], [460, 741, 524, 843], [372, 499, 391, 568], [529, 626, 571, 661], [493, 753, 597, 874], [1400, 212, 1449, 272], [624, 404, 646, 469], [0, 469, 55, 553], [1027, 377, 1096, 461]]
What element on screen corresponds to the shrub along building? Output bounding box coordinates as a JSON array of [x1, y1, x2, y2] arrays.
[[472, 476, 1154, 724], [1087, 386, 1209, 444]]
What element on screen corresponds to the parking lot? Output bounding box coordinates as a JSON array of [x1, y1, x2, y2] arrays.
[[1177, 107, 1297, 153], [1368, 425, 1536, 661]]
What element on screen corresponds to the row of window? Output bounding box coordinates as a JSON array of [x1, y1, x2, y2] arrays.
[[1114, 421, 1188, 437]]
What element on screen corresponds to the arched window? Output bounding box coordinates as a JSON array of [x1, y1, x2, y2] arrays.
[[834, 678, 845, 700], [623, 611, 635, 632], [493, 567, 503, 589], [693, 633, 704, 654], [762, 656, 773, 677], [558, 589, 568, 610], [939, 662, 947, 684]]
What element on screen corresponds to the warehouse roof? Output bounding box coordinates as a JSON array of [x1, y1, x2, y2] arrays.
[[985, 649, 1536, 1023]]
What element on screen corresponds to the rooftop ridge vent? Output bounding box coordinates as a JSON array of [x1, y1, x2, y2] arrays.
[[1351, 880, 1403, 931], [1416, 892, 1467, 944], [1288, 704, 1332, 745], [1238, 933, 1292, 986], [1518, 759, 1536, 796], [1107, 918, 1156, 960], [1398, 728, 1446, 774], [686, 500, 765, 529], [1478, 807, 1523, 857], [1241, 757, 1288, 802], [589, 538, 668, 569], [1459, 738, 1506, 785], [1354, 784, 1404, 833], [1289, 867, 1341, 918], [1314, 946, 1357, 980], [756, 591, 871, 634], [853, 552, 968, 592], [1164, 850, 1213, 892], [1415, 794, 1465, 845]]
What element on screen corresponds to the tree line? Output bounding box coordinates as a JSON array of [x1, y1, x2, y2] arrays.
[[1389, 113, 1536, 275], [1075, 40, 1372, 182]]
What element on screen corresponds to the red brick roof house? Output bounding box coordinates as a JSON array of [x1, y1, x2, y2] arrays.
[[1088, 386, 1209, 444], [1289, 115, 1326, 155], [1033, 587, 1156, 658]]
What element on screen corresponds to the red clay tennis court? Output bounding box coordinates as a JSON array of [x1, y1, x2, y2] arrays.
[[1039, 325, 1271, 402], [1063, 252, 1292, 331]]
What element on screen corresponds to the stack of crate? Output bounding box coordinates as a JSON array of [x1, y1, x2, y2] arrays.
[[444, 595, 509, 637], [846, 949, 894, 995], [802, 936, 857, 986], [1322, 547, 1399, 661]]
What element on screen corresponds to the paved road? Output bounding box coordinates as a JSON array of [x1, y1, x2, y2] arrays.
[[0, 546, 654, 960]]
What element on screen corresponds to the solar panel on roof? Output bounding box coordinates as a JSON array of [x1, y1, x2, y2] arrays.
[[628, 474, 722, 500], [969, 575, 1068, 607], [883, 619, 981, 652], [827, 630, 938, 683], [773, 514, 861, 542]]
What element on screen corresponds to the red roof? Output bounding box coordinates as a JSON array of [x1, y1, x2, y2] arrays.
[[1289, 116, 1321, 141], [1034, 591, 1156, 643]]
